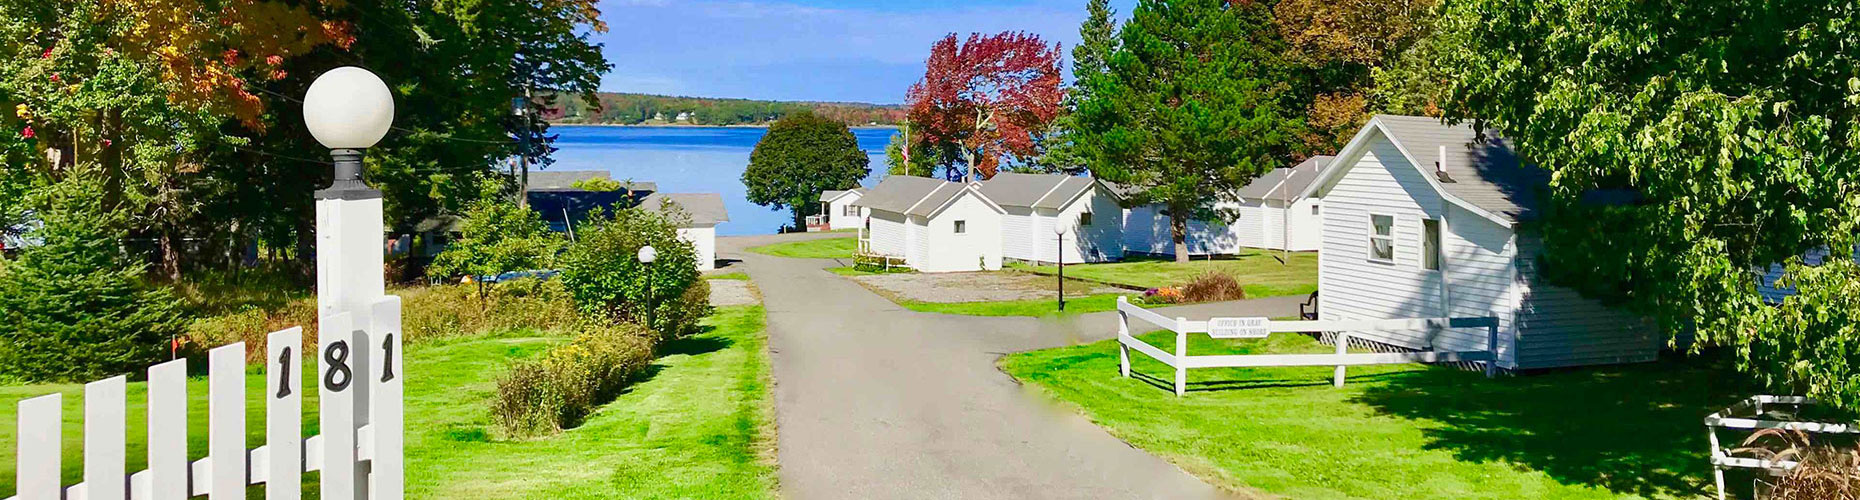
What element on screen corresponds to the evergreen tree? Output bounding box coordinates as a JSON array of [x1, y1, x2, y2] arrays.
[[1075, 0, 1300, 262], [0, 180, 183, 382], [1036, 0, 1121, 175]]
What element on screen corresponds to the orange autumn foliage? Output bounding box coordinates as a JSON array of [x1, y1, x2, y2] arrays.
[[105, 0, 354, 129]]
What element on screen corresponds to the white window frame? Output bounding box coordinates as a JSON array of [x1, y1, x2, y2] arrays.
[[1079, 211, 1094, 227], [1367, 214, 1395, 264], [954, 220, 967, 234], [843, 204, 858, 217], [1422, 218, 1442, 271]]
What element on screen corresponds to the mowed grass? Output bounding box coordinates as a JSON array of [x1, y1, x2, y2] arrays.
[[408, 305, 777, 499], [898, 293, 1127, 317], [1010, 251, 1319, 298], [0, 305, 778, 500], [1001, 332, 1741, 499], [746, 236, 855, 259]]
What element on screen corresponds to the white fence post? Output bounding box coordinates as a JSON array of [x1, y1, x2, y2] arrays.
[[1333, 332, 1349, 388], [268, 327, 304, 500], [1485, 316, 1500, 378], [209, 343, 247, 500], [145, 359, 189, 500], [83, 376, 128, 500], [1117, 297, 1131, 379], [17, 394, 60, 500], [1173, 317, 1188, 397], [370, 296, 405, 500], [321, 312, 358, 500]]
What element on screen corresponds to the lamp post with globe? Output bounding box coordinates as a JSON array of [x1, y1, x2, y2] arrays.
[[1054, 224, 1068, 311], [302, 65, 398, 500], [638, 245, 658, 328]]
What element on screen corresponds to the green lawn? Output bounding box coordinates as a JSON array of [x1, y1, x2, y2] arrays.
[[706, 272, 751, 281], [0, 305, 778, 499], [1001, 331, 1739, 499], [746, 236, 856, 259], [1011, 251, 1319, 298], [898, 293, 1127, 316]]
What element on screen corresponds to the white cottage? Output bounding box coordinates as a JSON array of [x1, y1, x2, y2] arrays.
[[817, 188, 867, 232], [853, 175, 1005, 273], [1305, 115, 1658, 370], [977, 173, 1124, 265], [640, 192, 730, 271], [1123, 156, 1332, 256]]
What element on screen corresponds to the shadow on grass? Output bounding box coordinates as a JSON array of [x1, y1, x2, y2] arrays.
[[1351, 352, 1751, 499], [659, 334, 732, 357], [1127, 369, 1407, 393]]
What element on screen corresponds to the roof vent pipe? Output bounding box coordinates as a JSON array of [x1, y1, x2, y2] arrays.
[[1435, 145, 1456, 183]]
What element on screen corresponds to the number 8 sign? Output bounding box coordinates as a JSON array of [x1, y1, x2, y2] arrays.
[[319, 312, 359, 500]]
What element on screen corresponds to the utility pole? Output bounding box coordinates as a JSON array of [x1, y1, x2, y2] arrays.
[[514, 82, 533, 208]]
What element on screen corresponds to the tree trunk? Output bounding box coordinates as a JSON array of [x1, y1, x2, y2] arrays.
[[158, 230, 182, 282], [792, 208, 807, 233], [1170, 206, 1190, 263]]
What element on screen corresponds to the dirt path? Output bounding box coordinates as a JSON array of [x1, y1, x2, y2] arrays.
[[720, 233, 1257, 499]]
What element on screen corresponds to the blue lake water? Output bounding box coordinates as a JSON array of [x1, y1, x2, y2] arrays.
[[546, 125, 894, 236]]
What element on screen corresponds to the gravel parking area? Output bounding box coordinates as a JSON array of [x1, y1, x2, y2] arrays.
[[708, 278, 760, 306], [850, 271, 1122, 303]]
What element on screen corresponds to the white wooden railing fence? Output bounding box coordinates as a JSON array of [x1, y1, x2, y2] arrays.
[[10, 296, 403, 500], [1115, 296, 1500, 395]]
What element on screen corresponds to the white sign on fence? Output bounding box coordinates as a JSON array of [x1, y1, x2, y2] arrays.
[[7, 296, 403, 500], [1207, 317, 1270, 339]]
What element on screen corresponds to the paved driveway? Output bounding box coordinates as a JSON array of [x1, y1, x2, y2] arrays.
[[722, 233, 1287, 499]]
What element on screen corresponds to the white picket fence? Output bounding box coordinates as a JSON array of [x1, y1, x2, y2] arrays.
[[1115, 296, 1500, 395], [9, 296, 403, 500]]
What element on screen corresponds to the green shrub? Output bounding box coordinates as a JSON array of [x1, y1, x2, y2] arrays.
[[558, 207, 710, 339], [428, 201, 564, 280], [0, 188, 185, 382], [491, 319, 655, 438]]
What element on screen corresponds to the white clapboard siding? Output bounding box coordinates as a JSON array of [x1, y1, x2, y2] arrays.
[[1000, 207, 1035, 261], [1513, 238, 1659, 369], [866, 210, 908, 257], [1079, 188, 1125, 261], [1318, 133, 1523, 367]]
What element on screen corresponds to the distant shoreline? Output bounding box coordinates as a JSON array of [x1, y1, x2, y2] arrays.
[[550, 122, 900, 130]]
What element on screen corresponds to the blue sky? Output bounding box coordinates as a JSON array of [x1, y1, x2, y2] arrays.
[[592, 0, 1133, 104]]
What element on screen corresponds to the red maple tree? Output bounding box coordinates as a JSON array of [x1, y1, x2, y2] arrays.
[[906, 32, 1064, 181]]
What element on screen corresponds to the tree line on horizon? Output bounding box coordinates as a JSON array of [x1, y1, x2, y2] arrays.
[[888, 0, 1860, 416], [550, 92, 907, 127]]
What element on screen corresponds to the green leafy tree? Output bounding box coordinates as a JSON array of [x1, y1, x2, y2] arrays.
[[427, 201, 564, 279], [0, 180, 184, 382], [883, 126, 940, 178], [742, 110, 871, 230], [557, 206, 708, 339], [1433, 0, 1860, 408], [1075, 0, 1301, 262]]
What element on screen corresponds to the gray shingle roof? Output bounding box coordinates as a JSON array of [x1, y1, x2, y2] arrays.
[[1236, 156, 1332, 202], [640, 193, 730, 226], [819, 188, 866, 203], [853, 176, 947, 216], [1368, 115, 1545, 221], [977, 172, 1098, 210], [526, 170, 657, 193]]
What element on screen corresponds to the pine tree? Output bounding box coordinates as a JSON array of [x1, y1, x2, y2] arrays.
[[1075, 0, 1301, 262]]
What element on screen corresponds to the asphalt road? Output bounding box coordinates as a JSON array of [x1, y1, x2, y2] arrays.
[[723, 233, 1298, 499]]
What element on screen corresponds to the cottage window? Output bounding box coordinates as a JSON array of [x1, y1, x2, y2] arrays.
[[844, 205, 858, 216], [1079, 212, 1094, 227], [1423, 219, 1442, 271], [1368, 214, 1394, 263], [954, 220, 967, 234], [1311, 205, 1321, 216]]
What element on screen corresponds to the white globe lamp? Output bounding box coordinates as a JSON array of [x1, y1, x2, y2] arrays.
[[637, 246, 658, 264], [304, 66, 394, 150], [304, 67, 394, 198]]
